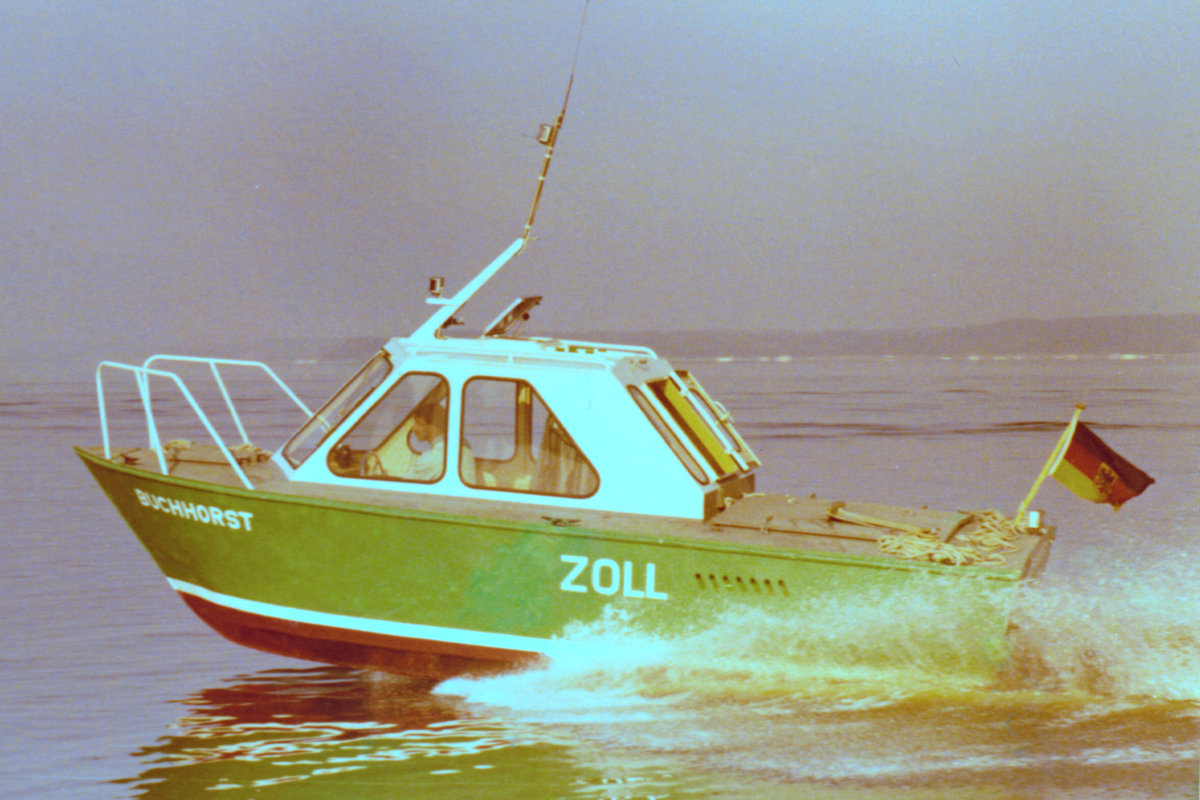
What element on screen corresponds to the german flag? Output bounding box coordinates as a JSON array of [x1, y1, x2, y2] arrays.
[[1051, 420, 1154, 509]]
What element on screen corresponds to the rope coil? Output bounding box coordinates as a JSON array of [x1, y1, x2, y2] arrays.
[[877, 509, 1021, 567]]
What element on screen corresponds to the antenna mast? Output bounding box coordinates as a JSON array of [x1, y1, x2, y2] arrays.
[[521, 0, 590, 246], [412, 2, 589, 340]]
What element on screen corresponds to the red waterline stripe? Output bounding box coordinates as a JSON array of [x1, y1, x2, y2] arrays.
[[175, 590, 545, 679]]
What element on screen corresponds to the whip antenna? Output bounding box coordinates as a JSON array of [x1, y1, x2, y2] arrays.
[[520, 0, 589, 246]]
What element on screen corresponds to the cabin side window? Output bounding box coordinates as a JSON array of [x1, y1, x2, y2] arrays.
[[674, 370, 759, 469], [628, 387, 709, 484], [327, 372, 469, 484], [644, 378, 734, 477], [628, 372, 755, 484], [461, 377, 599, 498], [283, 352, 391, 467]]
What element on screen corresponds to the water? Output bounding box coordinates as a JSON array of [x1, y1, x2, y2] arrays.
[[4, 350, 1199, 798]]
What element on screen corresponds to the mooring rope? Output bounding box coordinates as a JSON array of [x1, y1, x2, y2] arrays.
[[960, 509, 1022, 552], [877, 509, 1021, 567]]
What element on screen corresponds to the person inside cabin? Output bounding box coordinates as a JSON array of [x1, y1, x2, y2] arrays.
[[409, 402, 476, 484]]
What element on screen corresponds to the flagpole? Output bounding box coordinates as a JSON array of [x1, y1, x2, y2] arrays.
[[1014, 404, 1086, 527]]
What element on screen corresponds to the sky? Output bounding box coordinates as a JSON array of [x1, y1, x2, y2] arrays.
[[3, 0, 1199, 360]]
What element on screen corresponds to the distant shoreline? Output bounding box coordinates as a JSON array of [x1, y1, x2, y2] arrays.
[[66, 313, 1192, 365], [588, 314, 1200, 359], [310, 313, 1200, 360]]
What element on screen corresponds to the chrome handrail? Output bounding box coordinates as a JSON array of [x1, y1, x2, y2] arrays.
[[95, 357, 310, 490], [142, 355, 313, 445]]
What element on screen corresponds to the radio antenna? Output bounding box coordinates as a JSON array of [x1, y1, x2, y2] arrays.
[[520, 0, 589, 247], [412, 2, 589, 340]]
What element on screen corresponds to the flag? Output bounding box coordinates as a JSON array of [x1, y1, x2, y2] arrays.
[[1051, 420, 1154, 509]]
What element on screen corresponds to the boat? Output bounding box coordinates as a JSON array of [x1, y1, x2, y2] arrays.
[[74, 24, 1056, 683], [76, 249, 1056, 681]]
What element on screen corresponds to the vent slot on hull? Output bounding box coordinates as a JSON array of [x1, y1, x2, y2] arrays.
[[694, 572, 789, 596]]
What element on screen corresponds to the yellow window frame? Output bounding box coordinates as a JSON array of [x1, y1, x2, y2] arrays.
[[675, 370, 759, 468], [649, 378, 740, 477]]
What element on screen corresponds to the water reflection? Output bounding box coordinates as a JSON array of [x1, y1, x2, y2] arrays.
[[119, 667, 507, 797], [117, 647, 1200, 800], [115, 666, 726, 799]]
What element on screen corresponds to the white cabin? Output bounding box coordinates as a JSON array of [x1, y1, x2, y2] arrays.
[[271, 241, 758, 520]]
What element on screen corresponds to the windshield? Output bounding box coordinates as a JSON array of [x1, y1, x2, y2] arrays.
[[282, 352, 391, 467]]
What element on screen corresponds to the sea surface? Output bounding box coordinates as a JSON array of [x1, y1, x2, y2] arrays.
[[4, 349, 1199, 798]]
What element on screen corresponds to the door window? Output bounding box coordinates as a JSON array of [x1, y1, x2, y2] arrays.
[[461, 378, 598, 497]]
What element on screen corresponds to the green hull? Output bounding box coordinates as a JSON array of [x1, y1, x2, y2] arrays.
[[78, 447, 1025, 680]]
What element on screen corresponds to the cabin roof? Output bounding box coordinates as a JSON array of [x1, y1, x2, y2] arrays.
[[385, 333, 660, 370]]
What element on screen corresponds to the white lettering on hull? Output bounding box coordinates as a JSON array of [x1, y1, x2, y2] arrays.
[[559, 554, 668, 600], [134, 488, 254, 531]]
